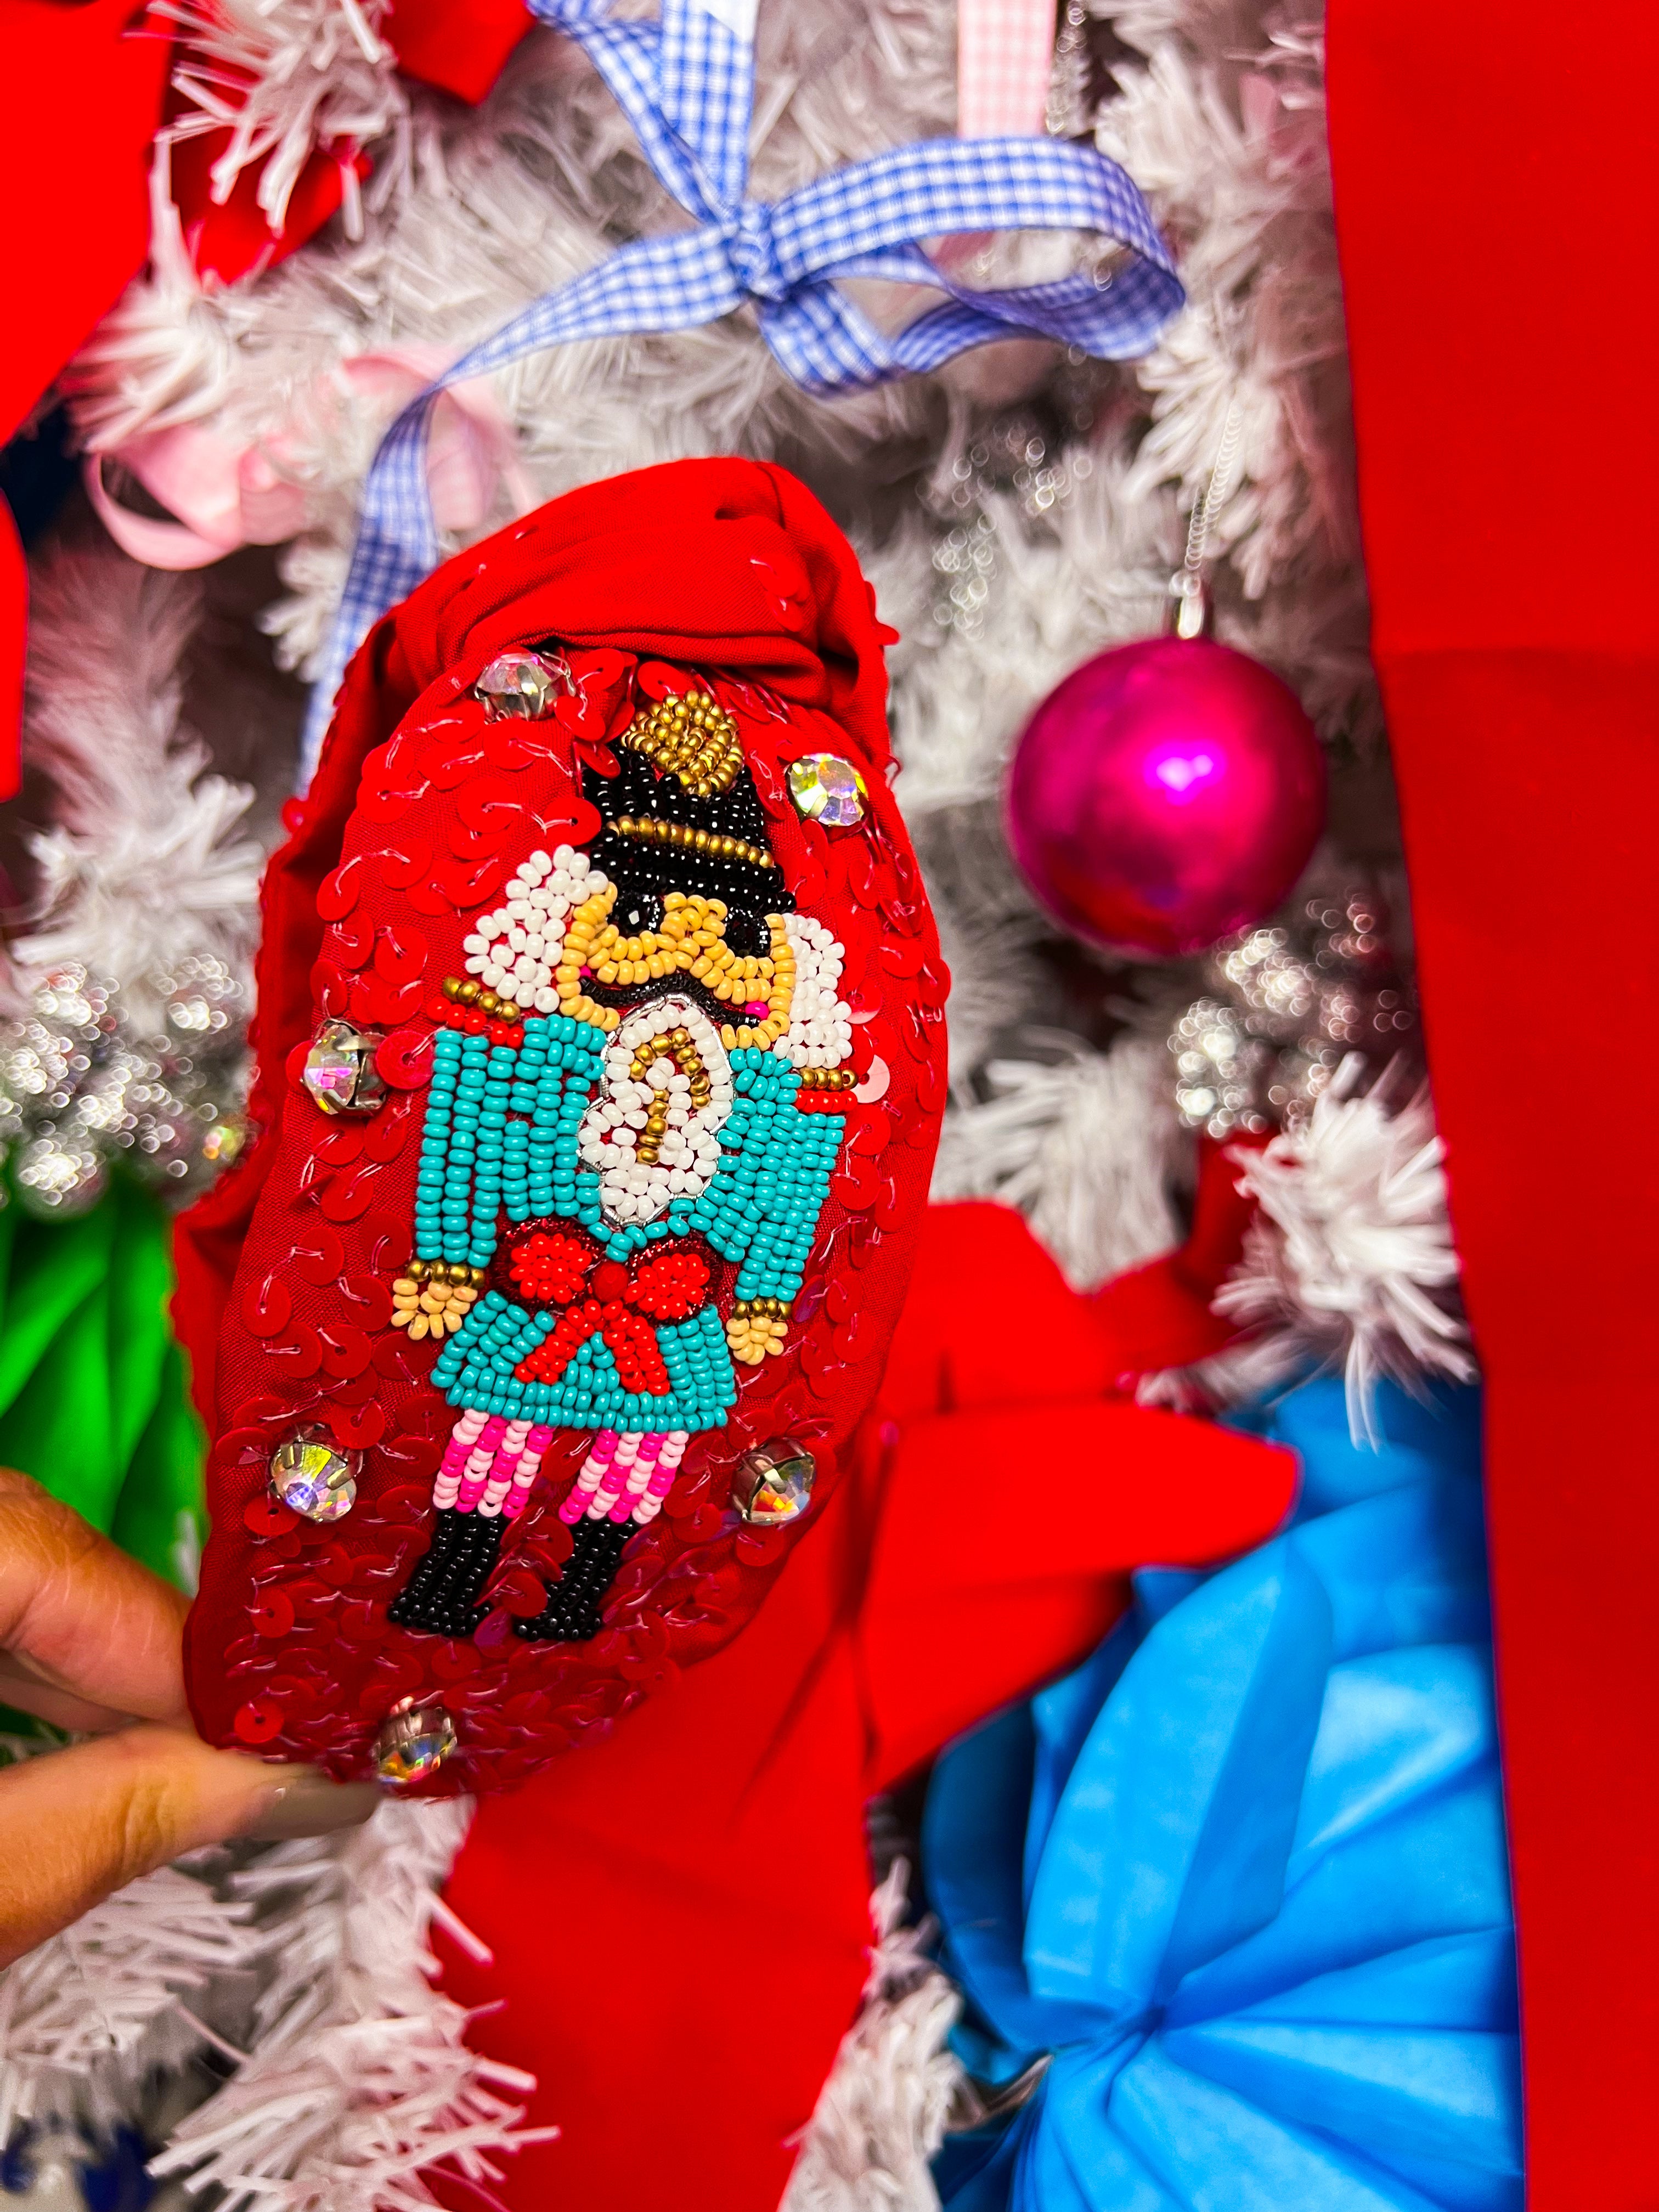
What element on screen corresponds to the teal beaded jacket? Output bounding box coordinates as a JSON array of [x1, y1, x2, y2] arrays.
[[416, 1012, 844, 1437]]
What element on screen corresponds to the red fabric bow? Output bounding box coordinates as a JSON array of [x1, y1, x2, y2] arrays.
[[434, 1188, 1298, 2210], [509, 1231, 711, 1396]]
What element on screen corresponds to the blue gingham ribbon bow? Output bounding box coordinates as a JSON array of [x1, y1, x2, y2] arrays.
[[300, 0, 1183, 776]]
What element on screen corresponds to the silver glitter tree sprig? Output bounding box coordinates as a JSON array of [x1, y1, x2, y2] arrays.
[[0, 959, 247, 1218], [1170, 879, 1419, 1141], [923, 383, 1114, 644]]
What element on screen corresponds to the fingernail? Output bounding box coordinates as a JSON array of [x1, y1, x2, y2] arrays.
[[239, 1768, 382, 1842]]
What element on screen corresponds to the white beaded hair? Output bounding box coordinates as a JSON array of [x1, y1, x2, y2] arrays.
[[461, 844, 608, 1015], [774, 913, 853, 1070]]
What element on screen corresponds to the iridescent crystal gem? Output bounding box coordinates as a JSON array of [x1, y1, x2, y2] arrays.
[[786, 753, 867, 827], [732, 1436, 817, 1525], [475, 649, 563, 720], [301, 1020, 386, 1116], [374, 1698, 458, 1787], [269, 1430, 359, 1523]]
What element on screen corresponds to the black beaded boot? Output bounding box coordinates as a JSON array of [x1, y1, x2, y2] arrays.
[[388, 1508, 505, 1638], [513, 1517, 632, 1643]]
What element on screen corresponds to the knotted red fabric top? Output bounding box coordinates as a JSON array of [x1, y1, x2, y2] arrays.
[[337, 454, 897, 788]]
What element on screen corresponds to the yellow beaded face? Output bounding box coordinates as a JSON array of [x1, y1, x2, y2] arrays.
[[554, 886, 797, 1048]]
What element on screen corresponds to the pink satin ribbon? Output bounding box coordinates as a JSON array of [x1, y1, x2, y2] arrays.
[[936, 0, 1056, 274], [85, 343, 534, 571], [956, 0, 1056, 137]]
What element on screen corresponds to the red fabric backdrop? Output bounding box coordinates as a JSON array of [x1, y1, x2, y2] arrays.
[[1326, 9, 1659, 2202]]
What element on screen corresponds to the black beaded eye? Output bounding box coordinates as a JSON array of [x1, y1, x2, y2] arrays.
[[723, 907, 768, 956], [619, 888, 665, 934]]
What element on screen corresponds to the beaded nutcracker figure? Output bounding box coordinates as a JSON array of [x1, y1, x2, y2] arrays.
[[385, 672, 859, 1642]]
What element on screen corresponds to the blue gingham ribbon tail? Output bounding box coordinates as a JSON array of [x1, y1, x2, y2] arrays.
[[301, 0, 1183, 775]]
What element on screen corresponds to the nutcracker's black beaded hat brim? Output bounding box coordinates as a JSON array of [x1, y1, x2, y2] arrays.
[[582, 755, 795, 958]]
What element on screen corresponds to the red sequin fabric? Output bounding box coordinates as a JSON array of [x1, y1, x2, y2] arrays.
[[174, 461, 949, 1794]]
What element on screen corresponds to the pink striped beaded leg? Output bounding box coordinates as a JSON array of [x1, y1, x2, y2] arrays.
[[455, 1414, 510, 1513], [502, 1425, 555, 1520], [433, 1407, 491, 1511], [389, 1408, 514, 1637], [586, 1431, 641, 1519], [608, 1432, 665, 1522], [478, 1419, 533, 1516], [630, 1430, 689, 1526], [559, 1429, 622, 1525]]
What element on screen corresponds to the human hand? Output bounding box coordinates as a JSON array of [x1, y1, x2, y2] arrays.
[[0, 1467, 377, 1968]]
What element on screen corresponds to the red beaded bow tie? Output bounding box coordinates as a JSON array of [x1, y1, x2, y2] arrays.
[[509, 1231, 712, 1396]]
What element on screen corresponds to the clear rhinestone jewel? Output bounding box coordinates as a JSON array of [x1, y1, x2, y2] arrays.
[[374, 1699, 458, 1787], [732, 1436, 817, 1525], [786, 753, 867, 826], [475, 650, 563, 720], [301, 1020, 386, 1116], [269, 1431, 359, 1523]]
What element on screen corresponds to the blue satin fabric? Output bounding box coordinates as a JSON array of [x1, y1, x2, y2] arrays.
[[926, 1379, 1521, 2211]]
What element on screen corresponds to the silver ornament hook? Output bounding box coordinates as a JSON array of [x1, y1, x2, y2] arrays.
[[1169, 392, 1244, 638]]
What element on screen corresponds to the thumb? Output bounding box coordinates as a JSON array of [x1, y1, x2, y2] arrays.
[[0, 1725, 379, 1968]]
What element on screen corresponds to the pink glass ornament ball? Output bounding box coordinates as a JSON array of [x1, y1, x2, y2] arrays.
[[1006, 636, 1327, 960]]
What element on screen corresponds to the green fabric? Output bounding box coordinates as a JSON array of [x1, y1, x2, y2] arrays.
[[0, 1175, 206, 1591]]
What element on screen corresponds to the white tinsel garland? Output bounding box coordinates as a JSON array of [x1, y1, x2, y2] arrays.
[[162, 0, 407, 242], [782, 1865, 963, 2212], [152, 1799, 551, 2212], [1210, 1070, 1474, 1438], [932, 1032, 1185, 1290], [0, 1798, 546, 2212], [0, 1855, 257, 2147]]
